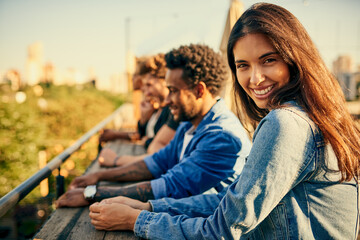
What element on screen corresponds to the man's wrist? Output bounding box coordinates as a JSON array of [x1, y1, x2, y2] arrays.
[[145, 202, 152, 211], [94, 186, 121, 202], [94, 170, 104, 181], [130, 209, 142, 231], [93, 188, 103, 202]]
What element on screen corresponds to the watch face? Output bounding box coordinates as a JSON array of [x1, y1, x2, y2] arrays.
[[84, 185, 96, 199]]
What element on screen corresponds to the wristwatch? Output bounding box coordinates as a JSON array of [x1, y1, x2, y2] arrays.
[[83, 185, 97, 202]]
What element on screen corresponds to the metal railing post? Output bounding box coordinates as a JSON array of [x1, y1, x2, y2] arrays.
[[56, 167, 64, 198]]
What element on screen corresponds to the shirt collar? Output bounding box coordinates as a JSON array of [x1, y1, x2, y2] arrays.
[[192, 98, 226, 134]]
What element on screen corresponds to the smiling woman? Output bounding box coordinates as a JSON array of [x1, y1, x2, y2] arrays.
[[233, 33, 290, 109]]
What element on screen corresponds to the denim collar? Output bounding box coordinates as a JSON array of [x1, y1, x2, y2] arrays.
[[187, 98, 226, 135]]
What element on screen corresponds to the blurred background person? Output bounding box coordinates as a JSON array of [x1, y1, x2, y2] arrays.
[[98, 53, 179, 167]]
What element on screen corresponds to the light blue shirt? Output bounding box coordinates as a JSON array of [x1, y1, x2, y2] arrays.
[[144, 98, 251, 199], [135, 101, 358, 239]]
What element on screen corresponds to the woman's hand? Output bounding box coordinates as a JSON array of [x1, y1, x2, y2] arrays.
[[89, 202, 142, 231]]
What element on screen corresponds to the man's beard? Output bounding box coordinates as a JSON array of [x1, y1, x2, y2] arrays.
[[175, 105, 197, 122]]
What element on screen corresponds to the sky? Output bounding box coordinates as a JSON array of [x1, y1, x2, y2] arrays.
[[0, 0, 359, 85]]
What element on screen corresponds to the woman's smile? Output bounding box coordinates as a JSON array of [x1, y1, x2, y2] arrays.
[[233, 33, 290, 109]]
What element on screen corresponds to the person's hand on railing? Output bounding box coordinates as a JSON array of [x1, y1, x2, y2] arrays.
[[55, 188, 90, 208], [98, 148, 146, 167], [98, 148, 119, 167], [68, 173, 99, 190], [89, 202, 141, 231], [99, 129, 120, 143], [100, 196, 151, 211]]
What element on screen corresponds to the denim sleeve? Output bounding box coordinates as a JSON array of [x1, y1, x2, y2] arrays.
[[134, 109, 317, 239], [149, 188, 227, 217], [143, 130, 181, 178], [151, 131, 241, 199]]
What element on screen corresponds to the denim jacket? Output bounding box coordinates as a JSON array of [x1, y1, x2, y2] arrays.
[[135, 102, 359, 239], [144, 98, 252, 199]]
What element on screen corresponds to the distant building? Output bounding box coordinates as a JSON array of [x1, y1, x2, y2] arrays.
[[333, 55, 358, 101], [63, 68, 86, 85], [43, 62, 55, 85], [26, 42, 44, 86], [333, 55, 353, 75], [337, 73, 358, 100], [4, 69, 21, 91], [354, 71, 360, 99]]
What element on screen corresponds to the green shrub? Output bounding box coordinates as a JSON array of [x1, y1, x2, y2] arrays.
[[0, 83, 128, 202]]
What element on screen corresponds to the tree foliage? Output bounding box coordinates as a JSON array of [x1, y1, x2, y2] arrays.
[[0, 83, 127, 201]]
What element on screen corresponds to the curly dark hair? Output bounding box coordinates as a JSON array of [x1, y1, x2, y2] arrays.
[[138, 53, 167, 79], [165, 44, 228, 96]]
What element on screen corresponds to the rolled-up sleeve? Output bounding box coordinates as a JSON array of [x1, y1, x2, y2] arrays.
[[143, 126, 184, 178], [143, 155, 164, 178], [149, 178, 166, 199], [134, 211, 158, 238]]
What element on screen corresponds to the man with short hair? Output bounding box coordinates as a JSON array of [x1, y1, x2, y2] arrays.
[[56, 44, 251, 207]]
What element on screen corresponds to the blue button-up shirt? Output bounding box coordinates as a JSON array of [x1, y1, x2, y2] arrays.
[[144, 98, 251, 199], [135, 101, 358, 239]]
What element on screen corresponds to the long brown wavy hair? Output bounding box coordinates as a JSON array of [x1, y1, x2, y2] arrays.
[[227, 3, 360, 182]]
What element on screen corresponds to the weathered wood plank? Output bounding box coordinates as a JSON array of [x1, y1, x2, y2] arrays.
[[34, 208, 84, 239], [104, 230, 140, 240], [106, 140, 146, 156], [65, 208, 105, 240], [133, 144, 148, 155]]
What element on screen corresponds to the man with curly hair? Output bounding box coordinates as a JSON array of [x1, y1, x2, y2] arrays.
[[56, 44, 251, 207]]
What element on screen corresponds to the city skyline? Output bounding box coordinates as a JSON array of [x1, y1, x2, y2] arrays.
[[0, 0, 359, 88]]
